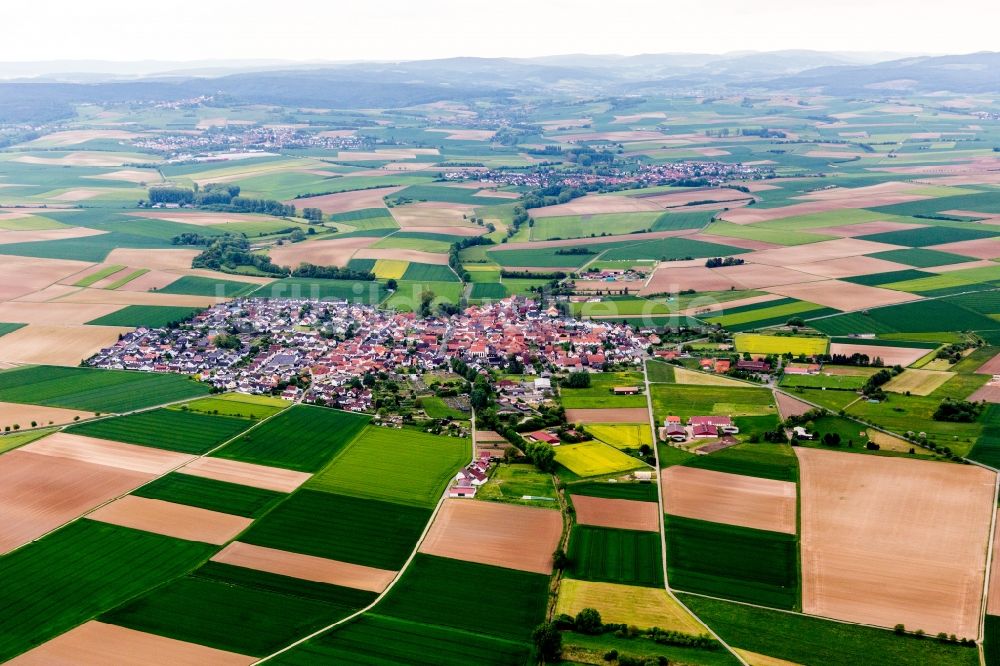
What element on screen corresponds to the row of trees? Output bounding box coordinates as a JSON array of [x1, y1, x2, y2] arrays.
[[147, 183, 294, 216]]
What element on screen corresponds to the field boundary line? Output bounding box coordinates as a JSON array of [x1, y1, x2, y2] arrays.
[[253, 413, 476, 663], [644, 358, 749, 666], [1, 397, 295, 558], [978, 472, 999, 665]]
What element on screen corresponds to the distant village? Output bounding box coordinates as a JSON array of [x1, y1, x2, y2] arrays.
[[87, 296, 654, 412]]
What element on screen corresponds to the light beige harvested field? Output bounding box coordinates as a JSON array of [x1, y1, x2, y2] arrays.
[[23, 432, 193, 473], [113, 270, 180, 292], [797, 181, 922, 201], [927, 259, 998, 273], [555, 580, 704, 635], [179, 456, 310, 493], [865, 429, 915, 453], [0, 254, 94, 299], [0, 401, 93, 427], [282, 186, 403, 214], [566, 408, 650, 424], [50, 189, 106, 201], [0, 301, 123, 325], [662, 466, 797, 534], [805, 150, 864, 159], [988, 526, 1000, 615], [0, 324, 130, 366], [400, 225, 485, 237], [718, 264, 824, 289], [103, 248, 199, 270], [612, 112, 667, 124], [0, 227, 106, 246], [390, 203, 478, 228], [810, 220, 927, 238], [679, 293, 785, 316], [9, 621, 256, 666], [638, 188, 752, 209], [427, 128, 496, 141], [0, 450, 152, 554], [571, 495, 659, 532], [212, 542, 396, 593], [14, 152, 132, 167], [640, 266, 741, 295], [927, 238, 1000, 260], [56, 288, 218, 308], [884, 368, 955, 396], [765, 280, 919, 310], [733, 649, 803, 666], [318, 129, 356, 138], [9, 284, 81, 302], [720, 193, 925, 224], [797, 447, 994, 637], [353, 248, 451, 265], [131, 211, 281, 227], [774, 391, 815, 419], [85, 169, 162, 184], [976, 352, 1000, 375], [744, 238, 905, 266], [828, 342, 929, 367], [786, 255, 912, 279], [27, 129, 141, 146], [531, 194, 663, 218], [87, 495, 252, 544], [335, 148, 439, 160], [419, 500, 562, 574], [556, 130, 669, 142], [268, 236, 378, 268], [674, 367, 749, 387]]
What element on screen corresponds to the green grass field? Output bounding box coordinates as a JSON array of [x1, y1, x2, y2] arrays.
[[0, 521, 215, 662], [306, 427, 469, 507], [270, 614, 531, 666], [664, 515, 799, 609], [174, 393, 288, 419], [809, 297, 1000, 337], [476, 463, 559, 507], [153, 275, 259, 297], [101, 573, 363, 657], [133, 473, 285, 518], [567, 481, 659, 502], [0, 365, 209, 412], [255, 277, 386, 303], [417, 395, 469, 419], [66, 408, 251, 454], [240, 490, 431, 570], [561, 371, 647, 408], [377, 554, 549, 641], [681, 594, 978, 666], [213, 405, 369, 472], [858, 225, 998, 247], [566, 525, 663, 587], [86, 305, 202, 328], [650, 383, 776, 421], [530, 212, 668, 240], [703, 220, 835, 246], [74, 264, 125, 287], [0, 322, 26, 339], [780, 372, 869, 390], [470, 282, 508, 299], [707, 299, 834, 330], [868, 248, 979, 268], [683, 443, 798, 482]]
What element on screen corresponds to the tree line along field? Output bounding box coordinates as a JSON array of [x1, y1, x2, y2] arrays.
[[65, 408, 253, 454], [0, 365, 209, 412], [212, 404, 369, 472]]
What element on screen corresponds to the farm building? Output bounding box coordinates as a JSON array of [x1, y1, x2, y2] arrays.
[[689, 416, 739, 434], [613, 386, 640, 395], [528, 431, 560, 444], [737, 359, 771, 372], [785, 363, 821, 375], [660, 424, 688, 442]]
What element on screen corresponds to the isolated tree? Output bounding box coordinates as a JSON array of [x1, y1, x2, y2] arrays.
[[575, 608, 603, 635], [531, 622, 562, 662]]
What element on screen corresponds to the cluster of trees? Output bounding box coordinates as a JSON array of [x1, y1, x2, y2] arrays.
[[191, 235, 286, 275], [562, 371, 592, 388], [823, 352, 884, 367], [449, 236, 494, 282], [301, 207, 324, 222], [147, 183, 294, 217], [554, 247, 597, 256], [704, 256, 745, 268], [933, 399, 983, 422], [500, 269, 567, 280], [290, 262, 375, 281], [522, 185, 587, 210], [861, 367, 901, 398]]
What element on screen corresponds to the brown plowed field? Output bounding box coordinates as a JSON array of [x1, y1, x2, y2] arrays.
[[0, 450, 152, 554], [8, 621, 255, 666], [179, 456, 310, 493], [212, 542, 396, 593], [661, 466, 797, 534], [797, 447, 994, 638], [765, 280, 919, 311], [418, 499, 562, 574], [22, 432, 193, 474], [571, 495, 659, 532], [86, 496, 252, 544]]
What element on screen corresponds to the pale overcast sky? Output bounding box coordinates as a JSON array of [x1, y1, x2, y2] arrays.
[[2, 0, 997, 62]]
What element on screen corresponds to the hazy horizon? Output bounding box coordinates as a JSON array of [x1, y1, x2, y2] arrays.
[[2, 0, 996, 64]]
